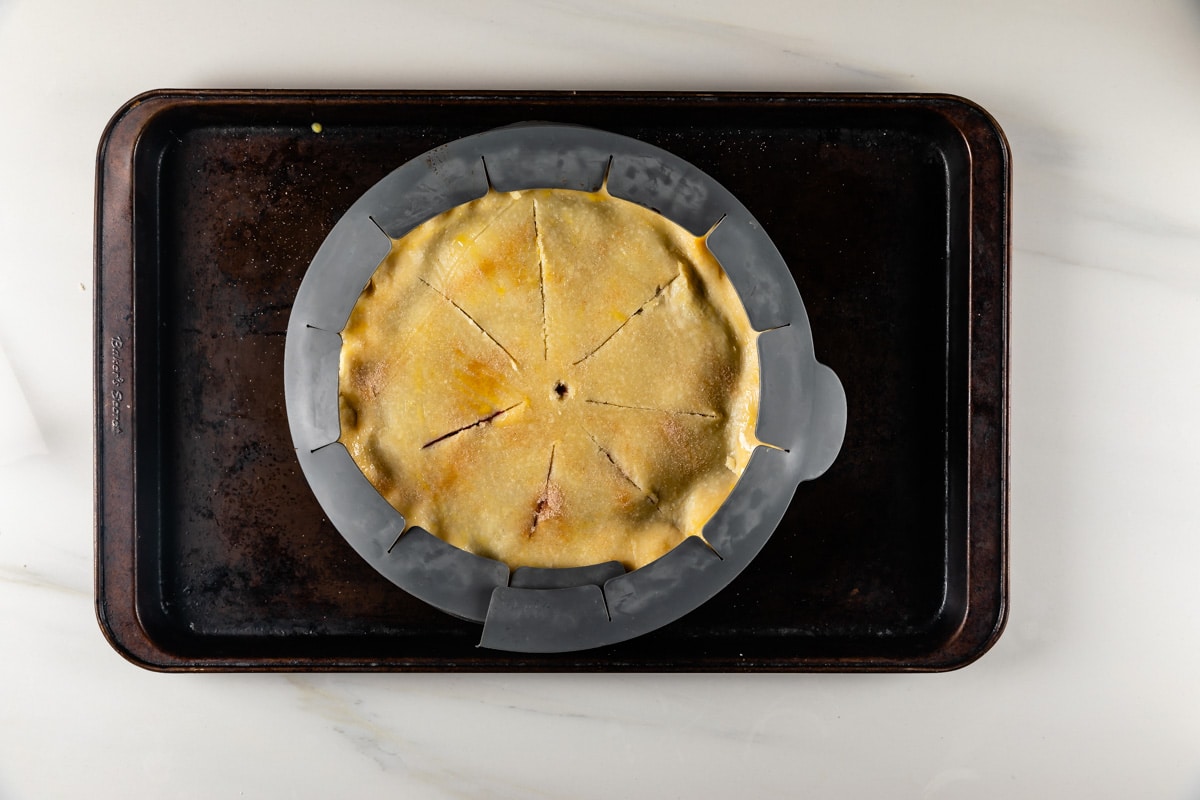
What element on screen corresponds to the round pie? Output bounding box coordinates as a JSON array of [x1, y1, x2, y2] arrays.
[[338, 186, 760, 570]]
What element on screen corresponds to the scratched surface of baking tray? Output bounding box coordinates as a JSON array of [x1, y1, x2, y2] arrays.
[[94, 91, 1008, 671]]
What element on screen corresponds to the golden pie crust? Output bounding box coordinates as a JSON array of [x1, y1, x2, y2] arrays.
[[338, 186, 760, 570]]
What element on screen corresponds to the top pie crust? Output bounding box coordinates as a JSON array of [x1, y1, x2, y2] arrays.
[[338, 186, 760, 570]]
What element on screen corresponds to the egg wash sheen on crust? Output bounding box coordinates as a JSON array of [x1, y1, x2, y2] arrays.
[[338, 184, 762, 571]]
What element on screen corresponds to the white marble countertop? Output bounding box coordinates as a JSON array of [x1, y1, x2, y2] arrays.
[[3, 1, 1199, 796]]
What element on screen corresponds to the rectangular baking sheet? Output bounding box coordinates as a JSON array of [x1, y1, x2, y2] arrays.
[[95, 90, 1008, 671]]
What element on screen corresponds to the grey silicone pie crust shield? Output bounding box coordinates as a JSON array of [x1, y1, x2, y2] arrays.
[[283, 123, 847, 653]]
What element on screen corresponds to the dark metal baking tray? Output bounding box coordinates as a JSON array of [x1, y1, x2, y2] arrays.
[[94, 90, 1009, 671]]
